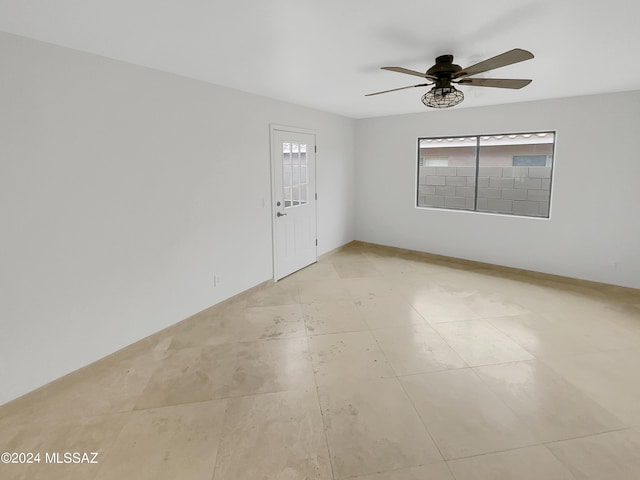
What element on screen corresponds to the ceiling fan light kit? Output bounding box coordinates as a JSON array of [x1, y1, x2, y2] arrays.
[[422, 86, 464, 108], [367, 48, 534, 109]]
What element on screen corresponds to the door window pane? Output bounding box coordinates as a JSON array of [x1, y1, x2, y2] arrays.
[[283, 165, 292, 187], [283, 142, 309, 208]]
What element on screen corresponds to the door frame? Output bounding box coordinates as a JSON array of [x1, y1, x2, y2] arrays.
[[269, 124, 318, 281]]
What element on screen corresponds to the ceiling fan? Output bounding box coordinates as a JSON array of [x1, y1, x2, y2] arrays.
[[366, 48, 534, 108]]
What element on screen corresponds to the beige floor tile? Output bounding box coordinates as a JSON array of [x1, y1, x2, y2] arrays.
[[135, 337, 314, 408], [488, 313, 595, 358], [0, 413, 128, 480], [432, 320, 534, 366], [170, 303, 306, 348], [303, 301, 369, 336], [0, 460, 26, 480], [230, 304, 306, 343], [318, 248, 368, 265], [290, 262, 341, 282], [213, 388, 332, 480], [355, 293, 427, 330], [93, 400, 226, 480], [530, 293, 617, 317], [427, 269, 493, 289], [607, 303, 640, 334], [0, 333, 172, 427], [169, 300, 242, 349], [474, 361, 624, 442], [372, 324, 468, 375], [426, 272, 501, 300], [298, 278, 353, 303], [547, 428, 640, 480], [309, 331, 395, 386], [447, 445, 576, 480], [401, 369, 537, 459], [541, 348, 640, 425], [391, 277, 462, 308], [411, 261, 462, 276], [332, 261, 381, 279], [463, 293, 531, 318], [340, 277, 397, 301], [351, 462, 455, 480], [245, 281, 300, 306], [363, 256, 419, 275], [489, 283, 590, 316], [491, 306, 640, 359], [541, 308, 640, 351], [383, 270, 432, 301], [398, 274, 520, 324], [318, 378, 442, 478], [411, 300, 481, 323]]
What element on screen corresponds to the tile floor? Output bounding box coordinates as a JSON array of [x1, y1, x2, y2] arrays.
[[1, 242, 640, 479]]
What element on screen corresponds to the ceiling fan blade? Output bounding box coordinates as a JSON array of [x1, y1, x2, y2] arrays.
[[365, 83, 432, 96], [455, 78, 532, 89], [381, 66, 436, 80], [454, 48, 534, 79]]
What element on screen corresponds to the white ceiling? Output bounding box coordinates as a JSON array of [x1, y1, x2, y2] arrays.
[[1, 0, 639, 118]]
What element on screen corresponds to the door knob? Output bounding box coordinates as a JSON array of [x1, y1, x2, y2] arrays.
[[277, 212, 287, 217]]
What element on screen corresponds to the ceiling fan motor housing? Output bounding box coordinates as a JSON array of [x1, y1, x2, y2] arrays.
[[426, 55, 462, 77]]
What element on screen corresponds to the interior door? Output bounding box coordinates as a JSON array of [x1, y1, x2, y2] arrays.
[[271, 128, 317, 280]]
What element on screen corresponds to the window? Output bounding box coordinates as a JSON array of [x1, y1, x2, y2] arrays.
[[417, 132, 555, 218], [282, 142, 308, 208]]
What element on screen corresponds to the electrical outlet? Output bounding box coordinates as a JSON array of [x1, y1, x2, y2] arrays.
[[213, 275, 221, 287]]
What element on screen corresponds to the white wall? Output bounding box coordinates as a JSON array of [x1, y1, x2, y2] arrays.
[[355, 92, 640, 289], [0, 32, 355, 405]]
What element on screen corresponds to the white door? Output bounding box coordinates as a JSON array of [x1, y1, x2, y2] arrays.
[[271, 128, 317, 280]]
